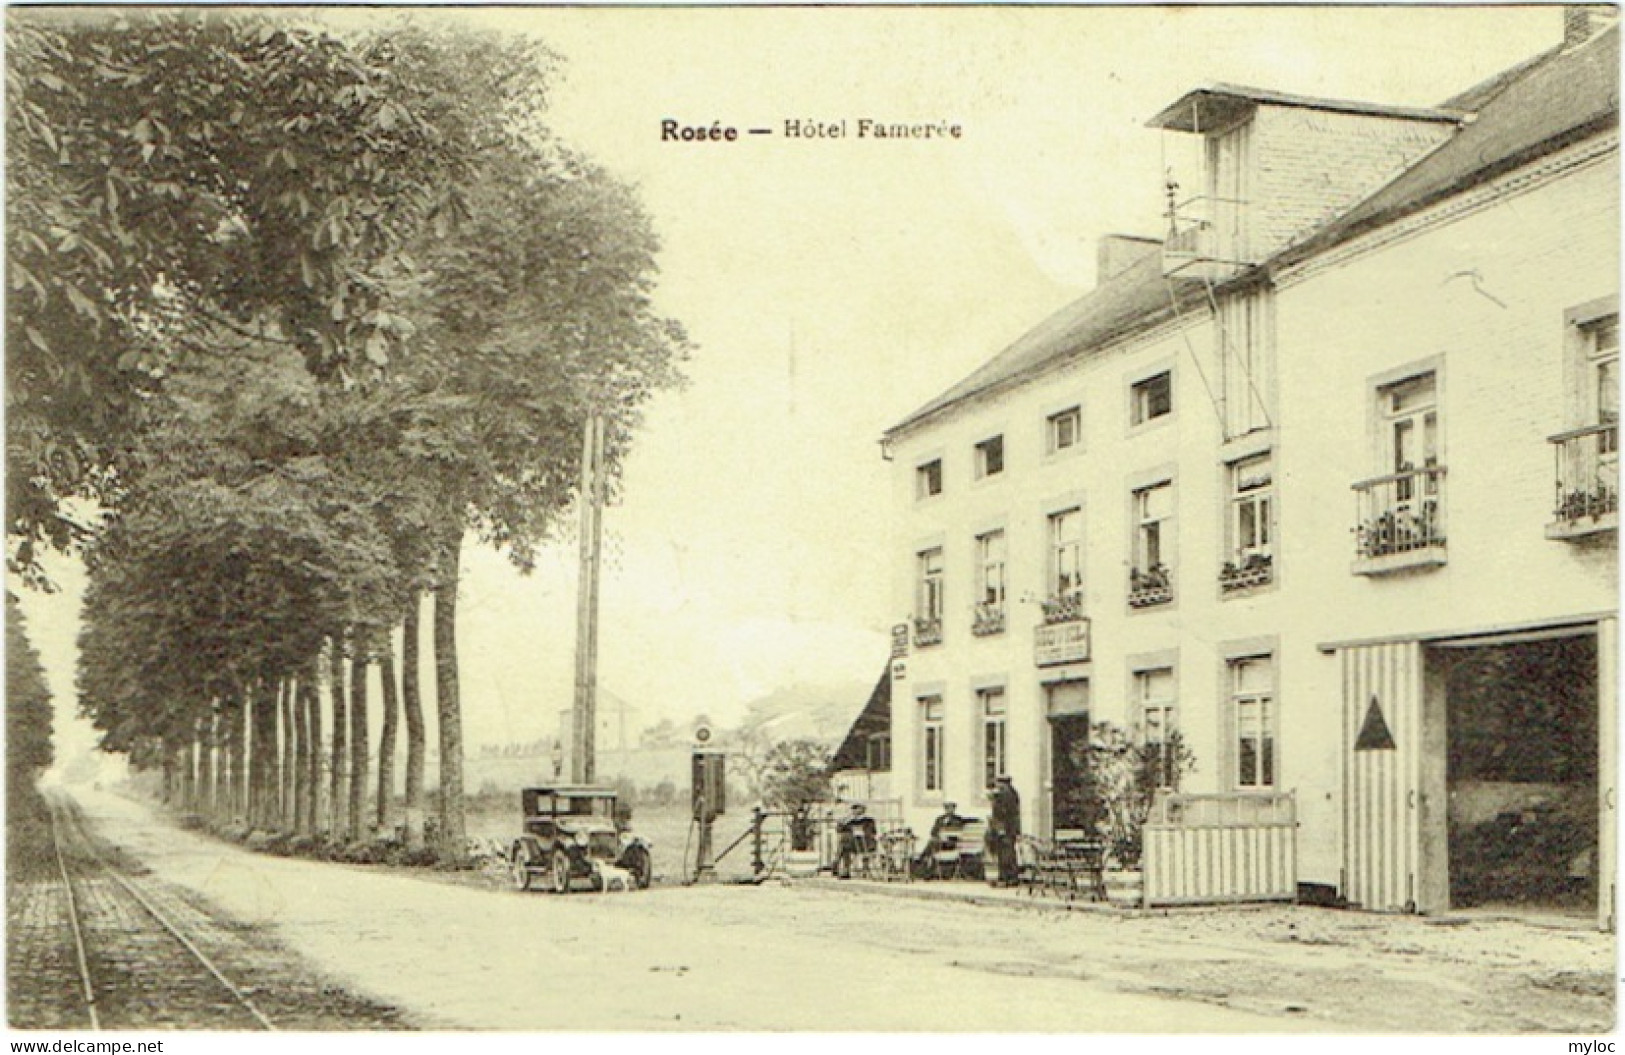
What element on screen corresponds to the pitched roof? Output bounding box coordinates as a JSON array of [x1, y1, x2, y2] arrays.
[[886, 249, 1209, 438], [885, 28, 1617, 441], [1276, 25, 1618, 268], [828, 665, 891, 773]]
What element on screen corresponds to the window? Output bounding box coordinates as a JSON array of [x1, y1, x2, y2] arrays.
[[1231, 657, 1275, 789], [981, 688, 1007, 789], [974, 435, 1005, 478], [1047, 406, 1082, 453], [1550, 311, 1618, 534], [1357, 370, 1444, 563], [1383, 373, 1438, 483], [973, 530, 1007, 634], [1588, 317, 1619, 439], [1135, 668, 1178, 790], [1132, 371, 1172, 425], [1222, 453, 1273, 590], [1045, 507, 1083, 621], [1130, 481, 1173, 605], [866, 733, 891, 772], [916, 458, 943, 499], [915, 547, 944, 645], [921, 696, 945, 793]]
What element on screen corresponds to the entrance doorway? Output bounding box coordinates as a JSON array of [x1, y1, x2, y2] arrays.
[[1044, 680, 1090, 833], [1442, 635, 1598, 914]]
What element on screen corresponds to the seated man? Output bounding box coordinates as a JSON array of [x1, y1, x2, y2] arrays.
[[916, 801, 965, 877], [833, 803, 877, 879]]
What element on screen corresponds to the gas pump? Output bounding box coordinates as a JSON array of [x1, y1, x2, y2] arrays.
[[691, 727, 726, 881]]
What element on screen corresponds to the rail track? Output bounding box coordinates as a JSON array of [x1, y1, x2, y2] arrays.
[[44, 794, 276, 1031]]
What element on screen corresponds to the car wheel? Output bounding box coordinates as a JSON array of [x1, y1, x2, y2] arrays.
[[550, 848, 571, 894], [623, 845, 653, 890], [511, 845, 534, 892]]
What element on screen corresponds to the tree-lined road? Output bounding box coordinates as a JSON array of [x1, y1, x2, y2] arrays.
[[27, 787, 1612, 1033]]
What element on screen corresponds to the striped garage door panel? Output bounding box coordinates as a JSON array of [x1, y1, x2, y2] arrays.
[[1341, 641, 1423, 913]]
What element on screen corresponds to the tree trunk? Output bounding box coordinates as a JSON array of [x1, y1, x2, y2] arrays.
[[178, 738, 195, 813], [434, 528, 467, 855], [377, 637, 400, 837], [329, 638, 348, 838], [306, 656, 323, 834], [222, 698, 242, 822], [402, 595, 426, 849], [296, 657, 319, 835], [348, 652, 369, 841], [197, 714, 216, 821], [281, 678, 296, 824], [252, 679, 281, 830]]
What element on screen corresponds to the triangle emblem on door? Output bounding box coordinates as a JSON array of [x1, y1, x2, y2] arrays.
[[1355, 695, 1396, 751]]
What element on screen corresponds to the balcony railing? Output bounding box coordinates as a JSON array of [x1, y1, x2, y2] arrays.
[[913, 615, 943, 648], [1219, 553, 1273, 593], [1548, 422, 1618, 539], [1040, 589, 1085, 625], [1128, 564, 1174, 608], [971, 603, 1006, 637], [1352, 466, 1447, 573], [1161, 195, 1249, 281]]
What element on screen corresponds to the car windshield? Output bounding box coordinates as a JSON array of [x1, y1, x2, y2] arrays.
[[561, 796, 615, 819]]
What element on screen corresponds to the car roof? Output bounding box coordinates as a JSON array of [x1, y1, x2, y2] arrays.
[[522, 785, 617, 797]]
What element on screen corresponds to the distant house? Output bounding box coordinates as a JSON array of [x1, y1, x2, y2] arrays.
[[828, 666, 893, 802]]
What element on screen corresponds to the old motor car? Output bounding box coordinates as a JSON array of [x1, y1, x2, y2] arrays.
[[509, 786, 653, 892]]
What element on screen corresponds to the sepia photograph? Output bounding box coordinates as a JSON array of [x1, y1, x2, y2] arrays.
[[4, 1, 1618, 1038]]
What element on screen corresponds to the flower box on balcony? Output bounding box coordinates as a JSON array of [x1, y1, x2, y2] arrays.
[[1040, 591, 1085, 625], [1128, 565, 1173, 609], [1219, 554, 1273, 593], [1351, 467, 1447, 575], [971, 604, 1006, 637], [913, 616, 943, 648], [1546, 424, 1617, 540]]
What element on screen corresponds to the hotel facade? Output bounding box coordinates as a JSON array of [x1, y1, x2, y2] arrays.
[[880, 18, 1618, 925]]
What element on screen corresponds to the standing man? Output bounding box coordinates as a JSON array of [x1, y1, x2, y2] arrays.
[[988, 775, 1021, 887]]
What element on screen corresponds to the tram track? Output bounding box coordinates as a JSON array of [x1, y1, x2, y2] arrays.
[[44, 793, 277, 1030]]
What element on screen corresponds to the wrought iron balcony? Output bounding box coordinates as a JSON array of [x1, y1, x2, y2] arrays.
[[1351, 466, 1446, 574], [1128, 564, 1174, 608], [1547, 422, 1618, 540], [971, 603, 1006, 637], [912, 615, 943, 648], [1040, 589, 1085, 625]]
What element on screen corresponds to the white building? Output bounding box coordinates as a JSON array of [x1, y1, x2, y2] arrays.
[[882, 15, 1618, 925]]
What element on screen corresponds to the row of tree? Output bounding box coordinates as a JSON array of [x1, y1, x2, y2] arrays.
[[7, 12, 687, 854]]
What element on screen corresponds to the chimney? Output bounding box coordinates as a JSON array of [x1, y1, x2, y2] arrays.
[[1564, 4, 1615, 47], [1097, 234, 1162, 282]]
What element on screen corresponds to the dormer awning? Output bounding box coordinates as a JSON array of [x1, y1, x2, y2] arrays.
[[1147, 82, 1464, 134]]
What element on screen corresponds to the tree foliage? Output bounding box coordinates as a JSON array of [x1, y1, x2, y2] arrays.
[[7, 593, 55, 790], [759, 738, 834, 814], [40, 12, 689, 855]]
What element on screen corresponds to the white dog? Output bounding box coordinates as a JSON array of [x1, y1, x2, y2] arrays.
[[594, 863, 633, 892]]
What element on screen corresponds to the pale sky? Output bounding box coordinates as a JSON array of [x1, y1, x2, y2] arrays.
[[17, 5, 1569, 768]]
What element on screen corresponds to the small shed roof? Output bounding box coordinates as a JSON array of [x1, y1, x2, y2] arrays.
[[828, 666, 892, 773]]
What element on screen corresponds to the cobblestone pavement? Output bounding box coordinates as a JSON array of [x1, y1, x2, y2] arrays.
[[6, 800, 413, 1031]]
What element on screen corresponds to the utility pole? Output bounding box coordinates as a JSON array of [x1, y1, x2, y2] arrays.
[[571, 411, 605, 785]]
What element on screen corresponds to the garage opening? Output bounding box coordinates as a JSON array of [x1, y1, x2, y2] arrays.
[[1444, 635, 1598, 914]]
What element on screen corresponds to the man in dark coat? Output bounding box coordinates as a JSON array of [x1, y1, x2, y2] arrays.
[[988, 776, 1021, 886]]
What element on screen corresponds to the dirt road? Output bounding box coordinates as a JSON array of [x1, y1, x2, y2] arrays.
[[65, 788, 1614, 1032]]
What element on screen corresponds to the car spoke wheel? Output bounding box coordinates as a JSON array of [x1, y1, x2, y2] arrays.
[[511, 846, 534, 892], [551, 848, 571, 894], [624, 845, 652, 890]]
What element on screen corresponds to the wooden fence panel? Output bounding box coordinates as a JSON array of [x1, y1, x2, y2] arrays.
[[1142, 792, 1297, 906]]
